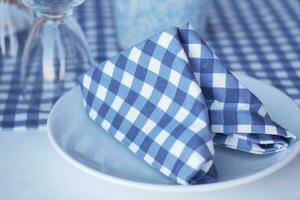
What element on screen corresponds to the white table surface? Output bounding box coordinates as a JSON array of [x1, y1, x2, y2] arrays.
[[1, 130, 300, 200]]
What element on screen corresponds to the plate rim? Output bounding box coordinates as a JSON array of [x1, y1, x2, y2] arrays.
[[47, 74, 300, 193]]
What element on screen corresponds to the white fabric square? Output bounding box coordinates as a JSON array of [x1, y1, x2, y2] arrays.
[[14, 113, 27, 121], [187, 81, 201, 98], [160, 166, 171, 176], [126, 107, 140, 123], [129, 143, 139, 153], [213, 73, 227, 88], [189, 118, 206, 132], [128, 47, 142, 63], [265, 125, 278, 135], [101, 119, 111, 131], [169, 69, 181, 86], [170, 140, 185, 157], [176, 177, 186, 185], [121, 71, 134, 88], [202, 160, 213, 172], [174, 107, 189, 123], [96, 85, 108, 101], [233, 133, 247, 140], [275, 71, 288, 78], [155, 130, 169, 145], [83, 75, 92, 88], [111, 96, 124, 111], [89, 109, 98, 120], [211, 125, 224, 132], [157, 94, 172, 112], [177, 48, 188, 62], [140, 82, 154, 99], [237, 125, 252, 133], [237, 103, 250, 110], [186, 152, 205, 170], [141, 119, 156, 134], [115, 131, 125, 142], [258, 106, 267, 117], [148, 57, 161, 74], [206, 140, 215, 155], [157, 32, 173, 48], [210, 100, 224, 110], [144, 154, 154, 165], [103, 61, 115, 77], [225, 137, 239, 147], [188, 44, 201, 58]]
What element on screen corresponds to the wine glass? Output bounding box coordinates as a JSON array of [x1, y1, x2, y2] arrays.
[[0, 0, 32, 57], [20, 0, 95, 104]]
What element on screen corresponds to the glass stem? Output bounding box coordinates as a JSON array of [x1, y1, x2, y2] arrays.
[[37, 9, 74, 82]]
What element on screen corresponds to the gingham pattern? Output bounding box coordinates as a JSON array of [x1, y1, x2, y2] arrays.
[[207, 0, 300, 106], [80, 27, 217, 185], [179, 23, 296, 154], [0, 0, 118, 131], [0, 0, 300, 131], [80, 23, 296, 184]]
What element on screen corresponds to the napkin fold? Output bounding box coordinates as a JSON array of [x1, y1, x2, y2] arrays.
[[176, 24, 296, 154], [79, 23, 296, 184], [79, 25, 216, 185]]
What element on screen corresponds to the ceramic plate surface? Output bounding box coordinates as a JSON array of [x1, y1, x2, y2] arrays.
[[48, 73, 300, 192]]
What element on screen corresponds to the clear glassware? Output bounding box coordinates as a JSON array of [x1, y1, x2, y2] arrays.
[[20, 0, 95, 104], [0, 0, 32, 57]]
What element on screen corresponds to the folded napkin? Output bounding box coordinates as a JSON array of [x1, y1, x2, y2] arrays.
[[175, 24, 296, 154], [79, 23, 296, 184]]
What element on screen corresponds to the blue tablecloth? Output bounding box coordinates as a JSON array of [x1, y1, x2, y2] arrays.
[[0, 0, 299, 131]]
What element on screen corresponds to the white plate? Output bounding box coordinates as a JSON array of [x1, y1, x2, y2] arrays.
[[47, 73, 300, 195]]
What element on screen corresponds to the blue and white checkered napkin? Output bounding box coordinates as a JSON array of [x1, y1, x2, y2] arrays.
[[79, 23, 296, 184], [176, 24, 296, 155]]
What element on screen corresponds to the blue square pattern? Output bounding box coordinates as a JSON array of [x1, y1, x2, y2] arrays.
[[79, 23, 296, 184], [207, 0, 300, 106], [178, 24, 296, 154], [80, 26, 216, 185]]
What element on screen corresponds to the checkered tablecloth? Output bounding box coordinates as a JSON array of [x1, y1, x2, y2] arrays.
[[0, 0, 299, 131], [207, 0, 300, 104]]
